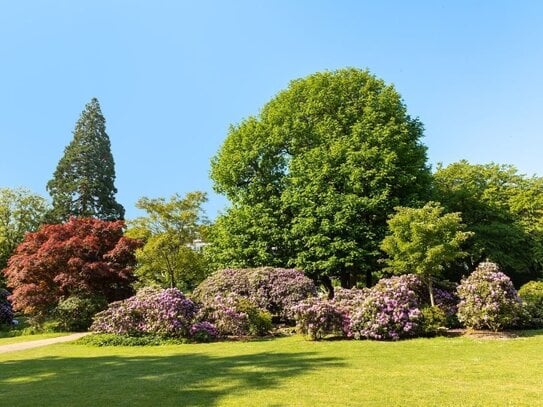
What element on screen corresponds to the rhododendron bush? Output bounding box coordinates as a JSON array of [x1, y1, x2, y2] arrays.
[[193, 267, 317, 320], [456, 262, 522, 331], [0, 288, 13, 325], [91, 288, 198, 338], [293, 298, 348, 340]]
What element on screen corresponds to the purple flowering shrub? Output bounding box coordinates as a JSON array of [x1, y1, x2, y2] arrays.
[[91, 288, 197, 338], [193, 267, 317, 320], [196, 293, 272, 337], [332, 287, 368, 313], [293, 298, 349, 340], [0, 289, 14, 325], [457, 262, 522, 331], [190, 321, 219, 342], [349, 275, 423, 340]]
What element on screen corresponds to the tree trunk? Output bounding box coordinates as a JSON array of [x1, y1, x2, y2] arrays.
[[365, 269, 373, 288], [321, 275, 335, 299], [428, 279, 435, 307]]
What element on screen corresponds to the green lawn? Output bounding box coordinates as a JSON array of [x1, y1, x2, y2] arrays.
[[0, 332, 68, 346], [1, 332, 542, 406]]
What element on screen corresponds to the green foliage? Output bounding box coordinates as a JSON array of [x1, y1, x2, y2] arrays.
[[46, 98, 124, 222], [518, 281, 543, 327], [210, 68, 431, 287], [126, 192, 209, 291], [381, 202, 472, 305], [0, 188, 49, 285], [419, 306, 448, 337], [433, 161, 543, 283], [77, 333, 187, 346], [53, 295, 107, 332], [235, 297, 273, 336]]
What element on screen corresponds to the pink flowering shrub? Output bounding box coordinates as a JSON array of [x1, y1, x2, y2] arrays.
[[293, 298, 349, 340], [190, 321, 219, 342], [193, 267, 317, 320], [91, 288, 197, 338], [196, 293, 272, 337], [349, 275, 423, 340], [457, 262, 522, 331], [0, 289, 14, 325]]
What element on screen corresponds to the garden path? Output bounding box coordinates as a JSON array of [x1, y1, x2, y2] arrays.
[[0, 332, 90, 354]]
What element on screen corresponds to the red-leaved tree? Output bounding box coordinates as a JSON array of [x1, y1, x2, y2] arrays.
[[3, 217, 141, 316]]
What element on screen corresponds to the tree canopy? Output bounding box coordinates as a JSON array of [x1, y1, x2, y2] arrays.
[[3, 217, 139, 317], [126, 192, 209, 291], [0, 188, 50, 281], [209, 68, 431, 290], [433, 160, 543, 284], [46, 98, 125, 222], [381, 202, 472, 305]]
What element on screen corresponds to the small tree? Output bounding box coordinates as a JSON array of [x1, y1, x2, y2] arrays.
[[126, 192, 209, 291], [3, 217, 139, 319], [381, 202, 472, 306], [47, 98, 125, 222]]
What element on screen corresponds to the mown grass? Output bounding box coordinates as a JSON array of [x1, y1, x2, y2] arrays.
[[1, 332, 542, 406]]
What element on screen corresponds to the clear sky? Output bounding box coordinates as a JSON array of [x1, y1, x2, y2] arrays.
[[1, 1, 542, 220]]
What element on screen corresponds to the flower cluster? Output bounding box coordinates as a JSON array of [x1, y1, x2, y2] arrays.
[[193, 267, 317, 320], [0, 289, 14, 325], [91, 288, 197, 338], [349, 275, 423, 340], [433, 286, 459, 318], [332, 287, 368, 313], [196, 293, 272, 337], [190, 321, 219, 342], [292, 298, 349, 340], [457, 262, 522, 331]]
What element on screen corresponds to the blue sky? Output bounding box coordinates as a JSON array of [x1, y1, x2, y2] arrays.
[[1, 1, 542, 220]]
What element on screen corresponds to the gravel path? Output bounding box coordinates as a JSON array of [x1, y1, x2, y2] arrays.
[[0, 333, 90, 354]]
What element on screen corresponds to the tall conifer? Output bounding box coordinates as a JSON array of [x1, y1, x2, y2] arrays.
[[47, 98, 125, 222]]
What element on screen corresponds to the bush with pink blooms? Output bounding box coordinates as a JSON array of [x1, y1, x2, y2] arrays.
[[349, 275, 424, 340], [457, 262, 522, 331], [293, 298, 349, 340], [0, 289, 14, 326], [91, 287, 197, 338]]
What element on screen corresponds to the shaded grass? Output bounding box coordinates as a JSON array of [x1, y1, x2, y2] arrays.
[[1, 332, 542, 406]]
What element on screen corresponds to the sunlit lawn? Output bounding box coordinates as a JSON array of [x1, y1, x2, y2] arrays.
[[1, 332, 542, 406]]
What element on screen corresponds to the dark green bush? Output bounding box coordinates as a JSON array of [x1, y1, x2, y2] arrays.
[[420, 306, 448, 337], [54, 295, 107, 331], [518, 281, 543, 328]]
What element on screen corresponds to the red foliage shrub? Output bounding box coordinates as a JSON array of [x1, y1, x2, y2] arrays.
[[3, 217, 140, 316]]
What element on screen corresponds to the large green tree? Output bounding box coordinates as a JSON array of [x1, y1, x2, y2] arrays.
[[0, 188, 49, 285], [381, 202, 473, 305], [126, 192, 209, 291], [209, 68, 431, 291], [46, 98, 124, 222], [433, 160, 543, 284]]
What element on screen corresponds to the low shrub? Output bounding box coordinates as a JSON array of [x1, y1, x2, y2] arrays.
[[53, 295, 107, 331], [419, 306, 448, 337], [91, 288, 197, 338], [457, 262, 522, 331], [193, 268, 317, 320], [293, 298, 348, 340], [190, 321, 219, 342], [349, 274, 423, 340], [77, 333, 187, 346], [0, 289, 14, 326], [196, 294, 272, 337], [518, 281, 543, 328]]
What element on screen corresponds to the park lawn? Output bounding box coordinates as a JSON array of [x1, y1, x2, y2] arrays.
[[1, 332, 542, 406], [0, 332, 68, 346]]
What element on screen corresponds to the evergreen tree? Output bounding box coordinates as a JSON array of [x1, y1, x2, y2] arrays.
[[47, 98, 125, 222]]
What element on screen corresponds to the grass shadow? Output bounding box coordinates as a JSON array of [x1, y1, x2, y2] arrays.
[[0, 349, 343, 406]]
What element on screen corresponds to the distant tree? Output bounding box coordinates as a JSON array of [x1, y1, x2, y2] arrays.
[[380, 202, 473, 305], [46, 98, 124, 222], [126, 192, 209, 291], [0, 188, 49, 285], [210, 68, 431, 292], [433, 160, 543, 284], [3, 217, 139, 319]]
